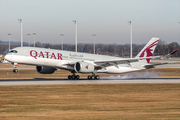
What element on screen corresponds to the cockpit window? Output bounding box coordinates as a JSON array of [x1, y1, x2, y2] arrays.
[[9, 50, 18, 53]]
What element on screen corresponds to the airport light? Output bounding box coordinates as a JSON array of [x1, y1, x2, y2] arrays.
[[122, 49, 124, 58], [127, 20, 132, 58], [27, 34, 31, 46], [72, 20, 77, 52], [61, 34, 64, 50], [33, 33, 36, 47], [93, 34, 96, 54], [8, 33, 11, 51], [114, 45, 116, 56], [18, 19, 23, 47], [179, 22, 180, 42]]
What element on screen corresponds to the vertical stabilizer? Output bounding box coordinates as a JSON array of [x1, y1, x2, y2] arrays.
[[136, 37, 159, 63]]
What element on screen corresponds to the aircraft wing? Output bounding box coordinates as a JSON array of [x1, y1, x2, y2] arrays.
[[94, 49, 178, 68], [94, 56, 160, 67], [62, 56, 160, 70]]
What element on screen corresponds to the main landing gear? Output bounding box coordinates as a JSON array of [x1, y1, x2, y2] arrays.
[[67, 72, 100, 80], [87, 73, 100, 80], [68, 72, 80, 80], [87, 75, 99, 80]]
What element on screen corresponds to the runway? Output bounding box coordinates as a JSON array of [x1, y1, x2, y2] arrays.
[[1, 78, 180, 85]]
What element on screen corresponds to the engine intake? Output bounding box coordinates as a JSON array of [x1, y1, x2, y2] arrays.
[[74, 62, 94, 73], [36, 66, 56, 74]]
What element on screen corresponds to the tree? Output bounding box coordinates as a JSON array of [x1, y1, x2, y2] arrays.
[[43, 43, 52, 48], [35, 42, 42, 47], [168, 42, 180, 57]]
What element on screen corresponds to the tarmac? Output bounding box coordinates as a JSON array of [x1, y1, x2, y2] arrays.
[[1, 78, 180, 85], [0, 59, 180, 86]]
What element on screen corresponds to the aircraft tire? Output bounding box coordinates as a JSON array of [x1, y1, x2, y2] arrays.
[[91, 76, 95, 80], [13, 69, 18, 73], [88, 75, 92, 80], [76, 75, 80, 79], [72, 75, 76, 79], [68, 75, 79, 80], [68, 75, 72, 79], [95, 75, 100, 80]]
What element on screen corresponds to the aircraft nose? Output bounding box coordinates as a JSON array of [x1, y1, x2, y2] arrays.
[[4, 54, 11, 61]]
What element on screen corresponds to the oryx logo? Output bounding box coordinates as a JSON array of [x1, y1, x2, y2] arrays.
[[139, 40, 159, 63], [85, 65, 89, 69]]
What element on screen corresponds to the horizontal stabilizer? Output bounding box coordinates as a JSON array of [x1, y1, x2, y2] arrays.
[[166, 49, 178, 57], [143, 62, 168, 69], [160, 49, 178, 59]]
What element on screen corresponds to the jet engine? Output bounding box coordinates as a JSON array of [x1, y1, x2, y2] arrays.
[[74, 62, 94, 73], [36, 66, 56, 74]]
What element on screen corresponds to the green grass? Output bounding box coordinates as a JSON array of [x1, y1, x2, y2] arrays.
[[0, 84, 180, 120]]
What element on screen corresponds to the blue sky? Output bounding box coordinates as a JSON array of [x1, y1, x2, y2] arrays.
[[0, 0, 180, 44]]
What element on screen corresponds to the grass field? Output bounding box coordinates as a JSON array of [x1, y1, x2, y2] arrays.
[[0, 84, 180, 120]]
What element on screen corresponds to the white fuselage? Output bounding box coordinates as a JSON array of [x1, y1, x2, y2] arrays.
[[5, 47, 147, 74]]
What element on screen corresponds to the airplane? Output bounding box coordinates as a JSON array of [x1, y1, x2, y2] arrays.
[[4, 37, 177, 80]]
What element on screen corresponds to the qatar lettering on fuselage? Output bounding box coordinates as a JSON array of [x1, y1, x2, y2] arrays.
[[30, 50, 63, 60]]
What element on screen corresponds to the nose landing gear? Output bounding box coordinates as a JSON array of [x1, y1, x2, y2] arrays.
[[13, 63, 18, 73]]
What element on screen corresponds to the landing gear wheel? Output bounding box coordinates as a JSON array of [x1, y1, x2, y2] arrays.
[[91, 76, 95, 80], [76, 75, 80, 79], [87, 74, 100, 80], [13, 69, 18, 73], [72, 75, 76, 79], [68, 74, 80, 80], [88, 75, 92, 80], [68, 75, 72, 79], [95, 75, 100, 80]]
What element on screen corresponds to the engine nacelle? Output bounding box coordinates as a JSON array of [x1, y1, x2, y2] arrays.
[[36, 66, 56, 74], [74, 62, 94, 73]]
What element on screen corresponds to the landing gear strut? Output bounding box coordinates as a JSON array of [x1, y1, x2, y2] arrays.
[[13, 63, 18, 73], [68, 72, 80, 80], [87, 73, 100, 80]]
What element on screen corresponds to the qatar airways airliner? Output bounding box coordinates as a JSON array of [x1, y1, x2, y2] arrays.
[[4, 37, 176, 79]]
